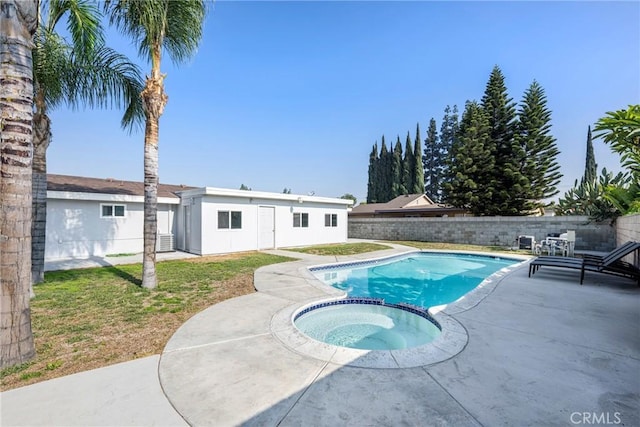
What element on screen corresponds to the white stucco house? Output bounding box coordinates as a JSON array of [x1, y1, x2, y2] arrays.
[[44, 174, 352, 261], [176, 187, 352, 255]]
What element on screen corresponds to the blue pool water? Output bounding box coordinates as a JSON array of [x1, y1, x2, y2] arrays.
[[294, 300, 441, 350], [311, 252, 518, 309]]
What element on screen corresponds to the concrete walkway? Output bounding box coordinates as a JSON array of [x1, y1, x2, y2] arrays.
[[2, 244, 639, 426], [43, 250, 201, 272], [0, 356, 187, 426]]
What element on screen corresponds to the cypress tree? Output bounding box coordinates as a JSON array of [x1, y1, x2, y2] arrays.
[[443, 101, 494, 214], [379, 136, 392, 202], [582, 125, 597, 184], [366, 142, 379, 203], [480, 66, 520, 215], [402, 132, 414, 194], [517, 80, 562, 212], [412, 123, 425, 194], [391, 137, 405, 198]]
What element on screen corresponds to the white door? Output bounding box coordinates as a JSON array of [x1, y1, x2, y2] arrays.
[[258, 206, 275, 249], [183, 205, 191, 252]]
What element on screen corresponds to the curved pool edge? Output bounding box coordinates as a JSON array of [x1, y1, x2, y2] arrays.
[[270, 249, 530, 369], [306, 249, 530, 316], [437, 255, 530, 315], [307, 248, 529, 273], [270, 296, 468, 369]]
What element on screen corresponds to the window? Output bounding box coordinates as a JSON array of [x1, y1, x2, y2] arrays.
[[324, 213, 338, 227], [231, 211, 242, 229], [218, 211, 229, 229], [293, 212, 309, 228], [101, 204, 125, 218], [218, 211, 242, 229]]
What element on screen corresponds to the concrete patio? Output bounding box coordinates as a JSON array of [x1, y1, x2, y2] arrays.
[[2, 244, 639, 426]]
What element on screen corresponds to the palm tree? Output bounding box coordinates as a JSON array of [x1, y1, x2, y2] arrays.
[[31, 0, 144, 283], [0, 0, 38, 369], [593, 105, 640, 180], [593, 105, 640, 215], [105, 0, 207, 289]]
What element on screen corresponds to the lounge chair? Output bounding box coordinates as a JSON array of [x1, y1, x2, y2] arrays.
[[573, 241, 638, 263], [528, 241, 640, 285]]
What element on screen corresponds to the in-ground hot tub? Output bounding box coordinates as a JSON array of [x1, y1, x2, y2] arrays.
[[293, 299, 441, 350]]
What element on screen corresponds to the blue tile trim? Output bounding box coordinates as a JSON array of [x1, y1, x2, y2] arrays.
[[293, 297, 441, 331], [308, 251, 519, 273]]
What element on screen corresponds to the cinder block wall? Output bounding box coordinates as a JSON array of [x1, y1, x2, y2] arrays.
[[616, 213, 640, 267], [616, 213, 640, 244], [348, 216, 615, 252]]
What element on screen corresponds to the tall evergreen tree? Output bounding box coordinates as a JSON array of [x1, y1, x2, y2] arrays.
[[582, 125, 597, 184], [391, 137, 405, 197], [412, 123, 425, 194], [443, 101, 495, 214], [378, 136, 392, 202], [438, 105, 459, 202], [366, 142, 379, 203], [423, 118, 441, 200], [480, 66, 521, 215], [516, 80, 562, 211], [402, 132, 414, 194]]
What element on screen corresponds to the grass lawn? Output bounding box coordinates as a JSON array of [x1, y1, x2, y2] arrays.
[[285, 242, 392, 255], [1, 252, 293, 391], [393, 240, 533, 256]]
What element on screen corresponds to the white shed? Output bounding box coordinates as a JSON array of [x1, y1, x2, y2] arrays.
[[175, 187, 353, 255], [43, 175, 353, 260], [45, 175, 187, 260]]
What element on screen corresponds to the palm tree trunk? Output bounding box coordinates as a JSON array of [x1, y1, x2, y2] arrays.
[[0, 0, 38, 369], [31, 108, 51, 284], [140, 71, 167, 289]]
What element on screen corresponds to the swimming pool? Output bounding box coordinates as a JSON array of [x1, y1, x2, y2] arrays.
[[310, 252, 519, 309], [274, 251, 522, 365]]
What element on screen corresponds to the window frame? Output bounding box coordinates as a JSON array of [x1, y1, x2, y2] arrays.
[[230, 211, 242, 229], [218, 210, 242, 230], [293, 212, 309, 228], [100, 203, 126, 218], [324, 213, 338, 227]]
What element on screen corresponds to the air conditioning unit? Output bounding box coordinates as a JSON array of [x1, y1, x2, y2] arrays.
[[156, 234, 175, 253]]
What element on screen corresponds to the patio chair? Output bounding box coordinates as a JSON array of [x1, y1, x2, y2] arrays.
[[533, 241, 638, 266], [574, 241, 638, 264], [580, 241, 640, 264], [566, 230, 576, 257], [528, 241, 640, 285], [539, 232, 572, 256]]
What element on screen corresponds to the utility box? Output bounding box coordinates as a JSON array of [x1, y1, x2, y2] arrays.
[[156, 234, 175, 252], [518, 235, 535, 250]]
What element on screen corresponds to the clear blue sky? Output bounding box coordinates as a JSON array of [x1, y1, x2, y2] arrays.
[[48, 1, 640, 204]]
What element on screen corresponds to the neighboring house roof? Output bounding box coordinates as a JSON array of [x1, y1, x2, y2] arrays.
[[350, 194, 466, 217], [47, 174, 194, 199]]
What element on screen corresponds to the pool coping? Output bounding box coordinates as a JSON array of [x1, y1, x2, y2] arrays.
[[270, 249, 529, 369]]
